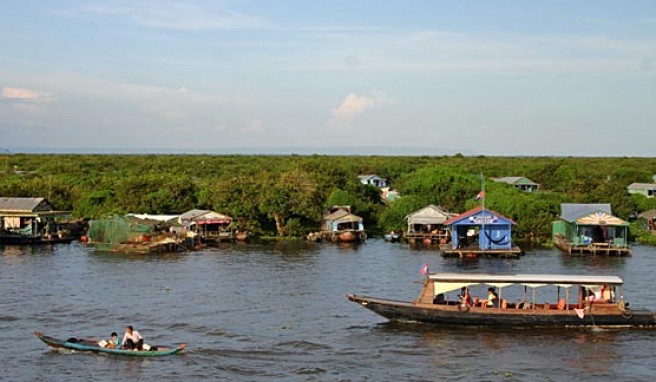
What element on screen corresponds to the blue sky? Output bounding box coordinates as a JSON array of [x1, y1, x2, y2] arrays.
[[0, 1, 654, 155]]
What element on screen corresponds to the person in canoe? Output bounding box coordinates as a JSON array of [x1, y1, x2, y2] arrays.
[[121, 325, 144, 350], [98, 332, 120, 349]]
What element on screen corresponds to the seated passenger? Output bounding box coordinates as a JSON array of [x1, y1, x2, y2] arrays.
[[458, 287, 473, 306], [98, 332, 119, 349], [121, 325, 144, 350], [433, 293, 446, 304], [486, 287, 499, 308]]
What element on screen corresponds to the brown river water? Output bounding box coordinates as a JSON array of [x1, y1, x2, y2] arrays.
[[1, 240, 656, 381]]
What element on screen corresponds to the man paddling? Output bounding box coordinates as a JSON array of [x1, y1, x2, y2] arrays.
[[121, 325, 144, 350]]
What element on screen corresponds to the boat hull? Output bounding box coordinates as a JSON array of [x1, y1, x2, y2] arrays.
[[34, 331, 186, 356], [347, 294, 656, 328], [0, 233, 75, 245]]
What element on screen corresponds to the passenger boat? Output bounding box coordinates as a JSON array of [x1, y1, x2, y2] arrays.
[[0, 231, 75, 245], [347, 273, 656, 328], [34, 331, 186, 356]]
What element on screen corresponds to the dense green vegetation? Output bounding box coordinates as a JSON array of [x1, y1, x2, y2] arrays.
[[2, 154, 656, 243]]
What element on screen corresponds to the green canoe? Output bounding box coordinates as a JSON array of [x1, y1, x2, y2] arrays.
[[34, 331, 186, 357]]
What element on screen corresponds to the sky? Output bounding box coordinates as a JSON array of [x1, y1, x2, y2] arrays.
[[0, 0, 654, 156]]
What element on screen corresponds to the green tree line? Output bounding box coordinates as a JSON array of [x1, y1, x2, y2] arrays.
[[2, 154, 656, 243]]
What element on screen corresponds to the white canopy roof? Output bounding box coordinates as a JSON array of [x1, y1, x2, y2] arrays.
[[428, 273, 623, 286]]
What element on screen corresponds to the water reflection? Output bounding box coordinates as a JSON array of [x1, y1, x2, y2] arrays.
[[89, 250, 187, 263], [559, 254, 628, 271]]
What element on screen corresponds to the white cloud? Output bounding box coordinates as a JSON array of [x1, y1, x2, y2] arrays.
[[331, 93, 384, 121], [241, 119, 265, 134], [65, 1, 267, 31], [1, 87, 55, 102]]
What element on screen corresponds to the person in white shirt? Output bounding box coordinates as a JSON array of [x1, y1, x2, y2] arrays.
[[121, 325, 144, 350]]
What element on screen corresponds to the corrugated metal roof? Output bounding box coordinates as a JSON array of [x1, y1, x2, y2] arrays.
[[560, 203, 612, 222], [180, 209, 211, 220], [405, 204, 454, 225], [492, 177, 539, 186], [358, 174, 382, 181], [638, 209, 656, 219], [627, 183, 656, 191], [322, 208, 362, 223], [443, 206, 516, 226], [0, 197, 49, 212]]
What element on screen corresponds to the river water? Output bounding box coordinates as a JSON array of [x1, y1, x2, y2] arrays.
[[2, 240, 656, 381]]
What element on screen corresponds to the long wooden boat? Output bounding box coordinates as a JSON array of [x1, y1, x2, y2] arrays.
[[34, 331, 186, 356], [348, 273, 656, 328], [0, 231, 75, 245]]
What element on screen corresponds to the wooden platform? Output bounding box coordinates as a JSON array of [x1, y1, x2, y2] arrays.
[[405, 232, 449, 245], [439, 244, 523, 259], [553, 235, 631, 256]]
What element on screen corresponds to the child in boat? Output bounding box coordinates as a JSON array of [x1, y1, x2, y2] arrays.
[[98, 332, 119, 348]]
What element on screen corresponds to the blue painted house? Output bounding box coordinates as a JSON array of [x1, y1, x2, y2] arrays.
[[442, 207, 521, 257], [358, 174, 387, 188]]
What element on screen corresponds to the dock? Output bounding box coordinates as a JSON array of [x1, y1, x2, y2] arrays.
[[439, 244, 523, 259], [553, 235, 631, 256]]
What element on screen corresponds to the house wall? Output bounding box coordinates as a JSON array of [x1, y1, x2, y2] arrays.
[[628, 189, 655, 198], [552, 220, 572, 240], [480, 225, 512, 249], [450, 222, 512, 250]]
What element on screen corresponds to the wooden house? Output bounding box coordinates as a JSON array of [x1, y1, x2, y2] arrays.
[[380, 187, 400, 202], [358, 174, 387, 188], [637, 209, 656, 233], [0, 197, 73, 244], [179, 209, 234, 243], [441, 207, 522, 258], [552, 203, 630, 256], [627, 183, 656, 198], [404, 205, 455, 244], [317, 206, 366, 243], [491, 177, 540, 193]]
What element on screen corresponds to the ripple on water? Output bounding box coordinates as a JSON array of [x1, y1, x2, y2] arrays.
[[3, 241, 656, 381]]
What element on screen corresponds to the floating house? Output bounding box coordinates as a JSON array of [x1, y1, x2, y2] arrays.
[[637, 209, 656, 233], [87, 215, 197, 254], [381, 187, 400, 202], [0, 197, 74, 245], [404, 205, 456, 244], [491, 177, 540, 193], [552, 204, 631, 256], [179, 209, 235, 243], [309, 206, 366, 243], [441, 207, 521, 258], [627, 183, 656, 198], [358, 174, 387, 188]]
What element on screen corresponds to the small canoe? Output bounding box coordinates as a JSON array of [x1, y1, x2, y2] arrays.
[[384, 233, 400, 242], [34, 331, 186, 357]]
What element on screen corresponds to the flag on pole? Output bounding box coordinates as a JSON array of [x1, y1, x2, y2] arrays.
[[420, 262, 429, 277], [475, 191, 485, 200]]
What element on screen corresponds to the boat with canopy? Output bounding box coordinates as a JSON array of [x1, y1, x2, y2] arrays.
[[348, 273, 656, 328]]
